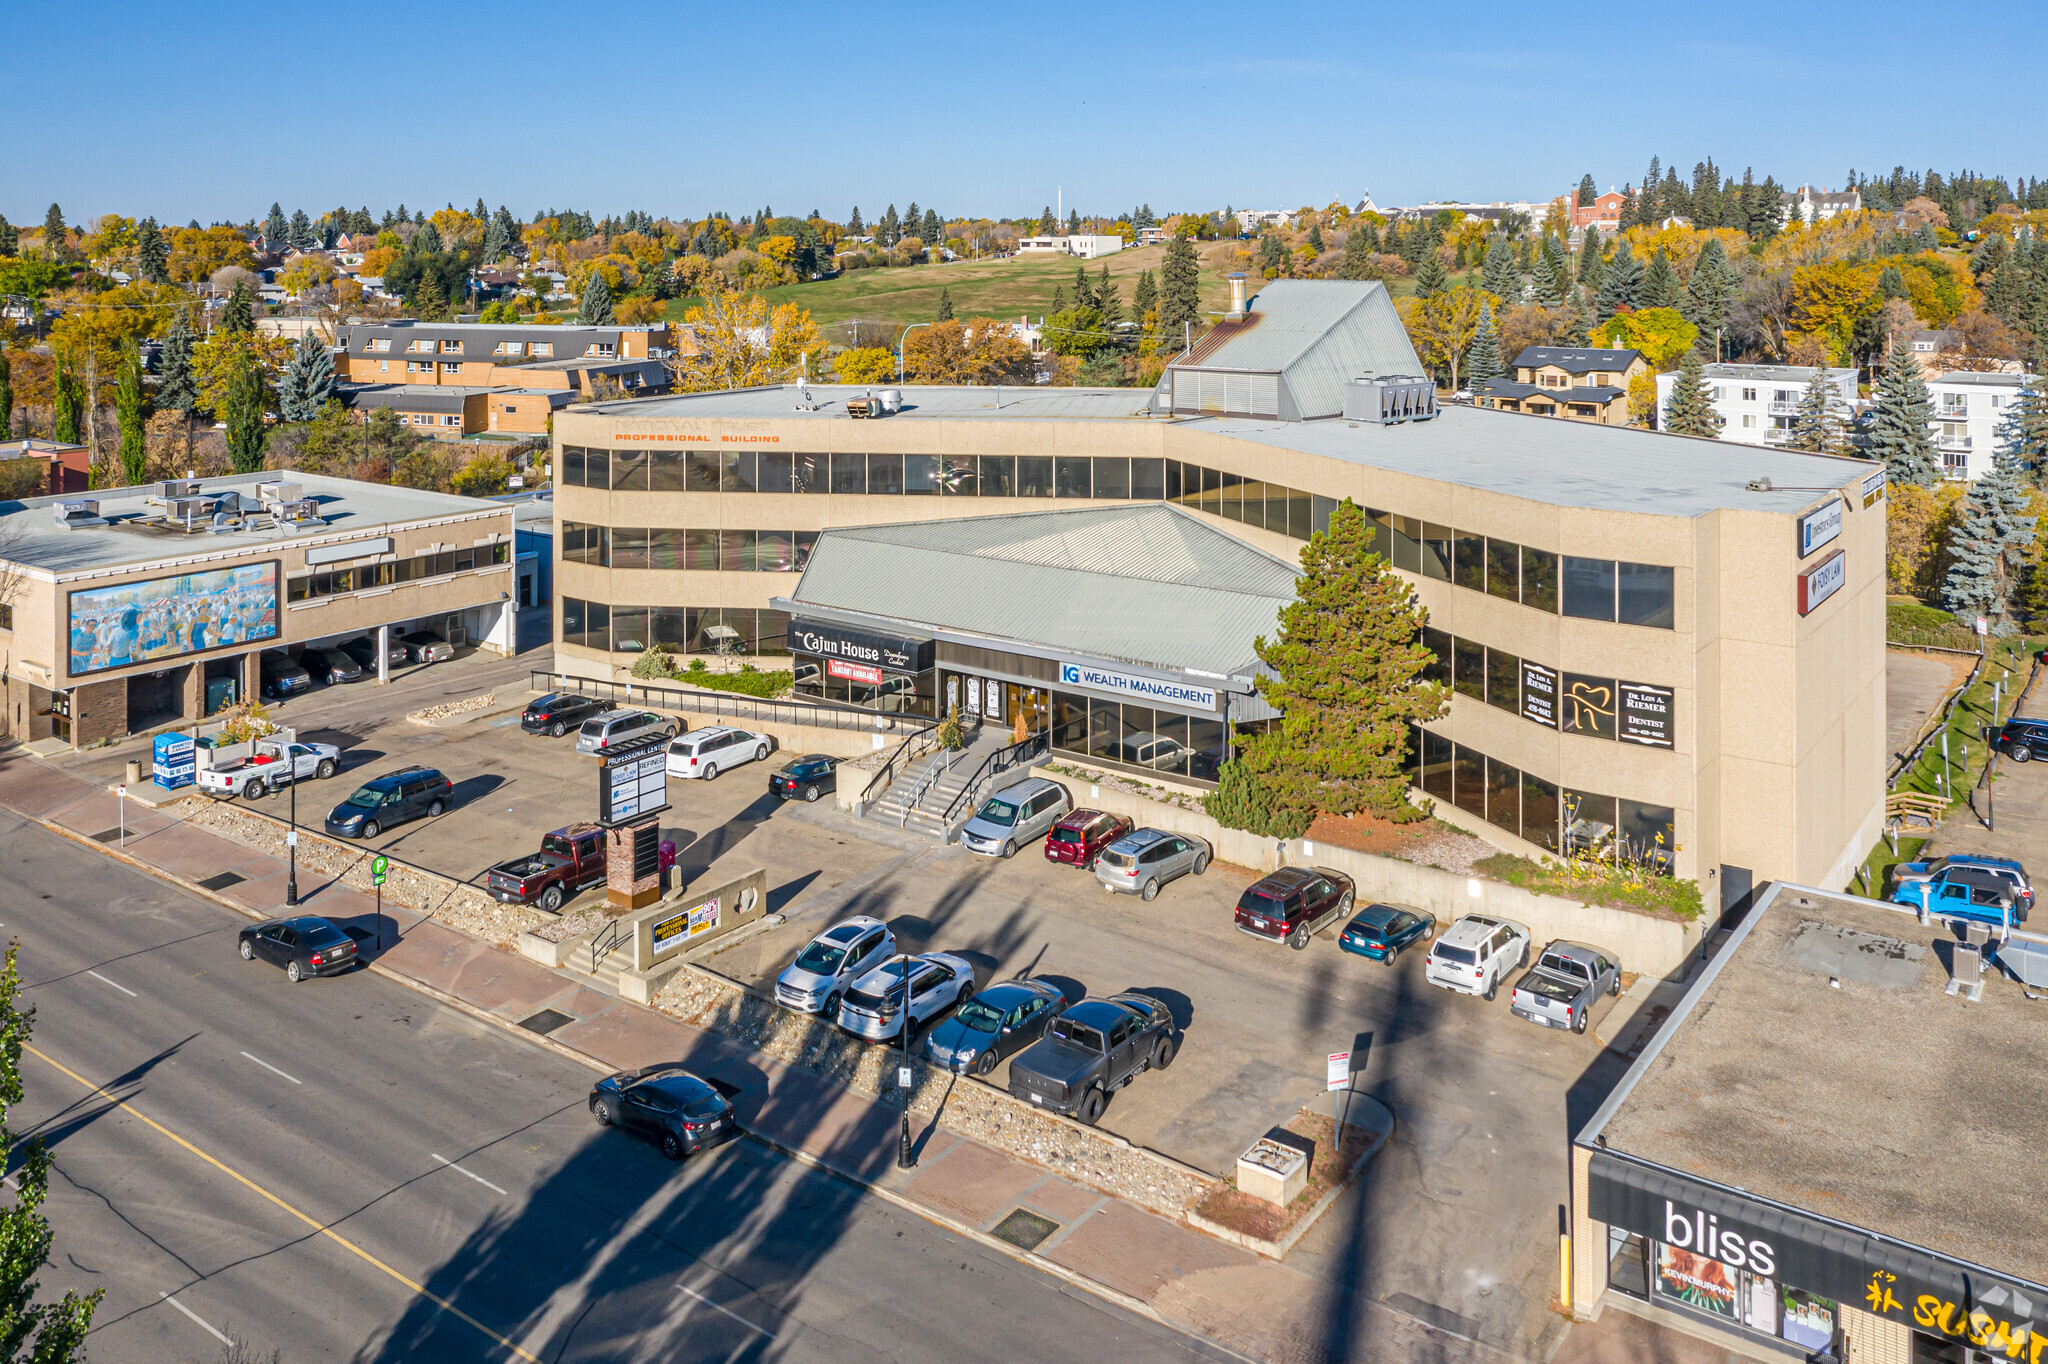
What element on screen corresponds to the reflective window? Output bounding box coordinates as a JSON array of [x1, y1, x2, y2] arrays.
[[1420, 523, 1452, 581], [904, 454, 941, 495], [1453, 637, 1484, 701], [940, 456, 977, 495], [1451, 745, 1485, 818], [1486, 540, 1519, 600], [1521, 773, 1561, 852], [1017, 456, 1053, 497], [1485, 758, 1520, 837], [650, 449, 687, 491], [1056, 456, 1092, 499], [562, 447, 586, 486], [795, 452, 828, 493], [867, 453, 903, 495], [1487, 649, 1520, 713], [721, 451, 758, 493], [1618, 562, 1675, 629], [831, 453, 866, 495], [1521, 547, 1559, 613], [758, 452, 794, 494], [1453, 533, 1486, 591], [1131, 458, 1166, 501], [980, 455, 1016, 497], [1563, 556, 1617, 620], [686, 450, 720, 492], [1093, 457, 1130, 499], [611, 448, 649, 491]]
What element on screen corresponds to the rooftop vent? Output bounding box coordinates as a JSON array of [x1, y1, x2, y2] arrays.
[[161, 477, 201, 500], [254, 479, 303, 509], [1226, 272, 1249, 323], [271, 499, 324, 534], [51, 499, 104, 530], [1342, 375, 1437, 425], [1747, 476, 1774, 491]]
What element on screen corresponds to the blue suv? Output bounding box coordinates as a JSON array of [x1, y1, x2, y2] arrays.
[[1890, 859, 2030, 928]]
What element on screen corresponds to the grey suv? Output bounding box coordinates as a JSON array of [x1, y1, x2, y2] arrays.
[[958, 778, 1070, 858], [576, 709, 678, 756], [1094, 828, 1211, 900]]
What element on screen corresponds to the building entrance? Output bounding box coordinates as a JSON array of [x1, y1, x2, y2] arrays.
[[945, 673, 1047, 740]]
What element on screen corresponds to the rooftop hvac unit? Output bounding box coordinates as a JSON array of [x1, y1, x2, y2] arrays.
[[51, 499, 104, 529], [161, 478, 201, 500], [254, 479, 303, 508], [877, 388, 903, 414], [846, 393, 883, 419], [271, 499, 323, 533], [165, 495, 215, 528], [1342, 375, 1438, 425]]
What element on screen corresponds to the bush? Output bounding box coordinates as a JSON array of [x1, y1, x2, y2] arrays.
[[1472, 853, 1705, 920], [1203, 761, 1312, 840], [630, 646, 678, 679], [678, 664, 791, 699]]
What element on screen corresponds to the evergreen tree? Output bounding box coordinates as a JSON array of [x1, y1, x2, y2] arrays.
[[158, 310, 197, 413], [415, 219, 444, 255], [278, 331, 335, 421], [263, 203, 287, 241], [287, 208, 314, 250], [1785, 368, 1844, 453], [903, 202, 921, 240], [1096, 268, 1122, 330], [846, 206, 864, 234], [1412, 250, 1449, 299], [480, 214, 510, 262], [0, 349, 11, 439], [1683, 238, 1733, 349], [1563, 289, 1593, 346], [1915, 221, 1940, 252], [1595, 240, 1641, 320], [1996, 384, 2048, 476], [223, 352, 267, 473], [1640, 156, 1662, 220], [1877, 264, 1909, 301], [1157, 235, 1202, 339], [42, 203, 65, 250], [1133, 269, 1158, 321], [936, 288, 954, 322], [578, 272, 615, 325], [220, 279, 254, 335], [116, 342, 148, 486], [1036, 205, 1055, 236], [1661, 348, 1723, 438], [1066, 209, 1081, 234], [1257, 232, 1286, 277], [1639, 249, 1681, 310], [52, 354, 82, 445], [1481, 235, 1519, 301], [921, 208, 942, 248], [1942, 439, 2036, 634], [1577, 174, 1597, 206], [1307, 222, 1325, 253], [1466, 300, 1503, 394], [1338, 225, 1380, 280], [1866, 330, 1940, 485], [136, 217, 169, 283], [1230, 499, 1445, 822], [0, 213, 15, 256], [879, 204, 900, 246], [1203, 760, 1311, 841], [1578, 225, 1605, 290], [1051, 285, 1067, 315], [1072, 264, 1094, 308], [1988, 257, 2029, 324]]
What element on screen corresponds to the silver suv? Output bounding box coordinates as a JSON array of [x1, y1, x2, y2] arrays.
[[575, 709, 678, 756], [775, 915, 895, 1016], [958, 778, 1070, 858], [1094, 828, 1211, 900]]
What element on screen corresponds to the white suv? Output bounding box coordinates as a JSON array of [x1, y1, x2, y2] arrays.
[[667, 726, 770, 780], [1423, 914, 1531, 1000]]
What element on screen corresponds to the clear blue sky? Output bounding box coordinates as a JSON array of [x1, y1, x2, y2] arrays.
[[6, 0, 2043, 227]]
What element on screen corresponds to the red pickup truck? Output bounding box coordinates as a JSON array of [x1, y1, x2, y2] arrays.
[[487, 824, 607, 912]]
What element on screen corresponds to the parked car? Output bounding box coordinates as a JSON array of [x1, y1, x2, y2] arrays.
[[835, 951, 977, 1042], [259, 650, 312, 698], [575, 708, 678, 756], [1338, 903, 1437, 966], [398, 629, 455, 663], [1509, 941, 1621, 1034], [324, 766, 455, 839], [1094, 828, 1211, 900], [1044, 810, 1133, 870], [1891, 868, 2023, 929], [1106, 730, 1187, 771], [1992, 717, 2048, 762], [668, 726, 770, 781], [587, 1065, 736, 1161], [339, 634, 409, 671], [1233, 866, 1357, 949], [1892, 855, 2033, 918], [924, 977, 1066, 1076], [1006, 994, 1174, 1125], [769, 754, 838, 803], [300, 647, 364, 685], [1424, 914, 1532, 1000], [774, 915, 895, 1016], [958, 777, 1070, 858], [196, 737, 341, 800], [487, 823, 606, 912], [237, 915, 358, 983], [522, 691, 608, 738]]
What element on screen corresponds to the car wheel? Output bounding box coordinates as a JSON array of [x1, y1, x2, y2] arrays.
[[958, 979, 976, 1003], [1287, 925, 1309, 951], [1608, 974, 1622, 997], [1151, 1034, 1178, 1070], [1141, 878, 1160, 902], [316, 759, 337, 781], [1193, 852, 1210, 875], [703, 763, 719, 781], [286, 959, 303, 983], [661, 1131, 686, 1161], [1000, 840, 1015, 859], [538, 885, 565, 913], [1382, 947, 1398, 967], [973, 1049, 999, 1077], [362, 820, 380, 839], [2014, 744, 2034, 763], [1077, 1088, 1106, 1125], [755, 744, 769, 762], [824, 990, 843, 1017], [1483, 973, 1499, 1001], [1573, 1010, 1588, 1035], [1337, 892, 1354, 917], [1519, 943, 1530, 969], [245, 778, 267, 800], [428, 799, 446, 818], [804, 784, 820, 803], [550, 721, 566, 738], [239, 938, 254, 960], [592, 1099, 613, 1127]]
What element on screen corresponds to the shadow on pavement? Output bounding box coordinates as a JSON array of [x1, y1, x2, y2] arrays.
[[18, 1034, 199, 1157]]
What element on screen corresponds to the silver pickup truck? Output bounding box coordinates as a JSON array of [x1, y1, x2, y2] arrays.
[[196, 738, 341, 799]]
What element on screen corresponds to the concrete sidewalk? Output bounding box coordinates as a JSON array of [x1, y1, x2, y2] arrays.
[[0, 745, 1524, 1364]]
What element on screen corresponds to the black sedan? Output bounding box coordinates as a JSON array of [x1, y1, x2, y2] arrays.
[[339, 634, 409, 671], [523, 691, 607, 737], [923, 977, 1066, 1076], [237, 916, 358, 982], [770, 754, 838, 803], [301, 646, 364, 685], [589, 1066, 736, 1160]]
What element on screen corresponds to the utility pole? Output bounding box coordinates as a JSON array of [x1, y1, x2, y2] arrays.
[[285, 771, 300, 906], [897, 957, 916, 1169]]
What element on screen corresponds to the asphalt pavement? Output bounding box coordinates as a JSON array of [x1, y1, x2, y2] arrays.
[[1, 807, 1228, 1364]]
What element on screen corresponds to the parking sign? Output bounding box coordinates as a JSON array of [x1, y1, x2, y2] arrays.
[[371, 854, 389, 886], [1327, 1052, 1351, 1091]]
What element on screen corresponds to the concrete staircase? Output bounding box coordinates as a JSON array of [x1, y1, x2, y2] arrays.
[[869, 730, 1008, 839], [562, 930, 631, 991]]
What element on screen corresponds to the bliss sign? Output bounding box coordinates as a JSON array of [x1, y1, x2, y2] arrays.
[[1662, 1200, 1777, 1276]]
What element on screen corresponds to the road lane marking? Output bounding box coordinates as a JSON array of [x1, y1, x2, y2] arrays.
[[159, 1291, 231, 1345], [240, 1051, 301, 1085], [86, 970, 137, 997], [24, 1044, 540, 1364], [431, 1153, 508, 1196], [675, 1282, 779, 1340]]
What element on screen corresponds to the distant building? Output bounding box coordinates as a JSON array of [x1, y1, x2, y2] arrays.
[[1570, 191, 1625, 232], [1136, 226, 1169, 246], [1476, 346, 1645, 425], [337, 384, 490, 438], [1926, 371, 2037, 480], [334, 321, 670, 399], [1014, 234, 1124, 259], [1233, 210, 1293, 232], [1781, 185, 1862, 224], [0, 439, 88, 495], [1654, 364, 1858, 449]]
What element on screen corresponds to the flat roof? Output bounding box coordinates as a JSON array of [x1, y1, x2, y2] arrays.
[[1586, 886, 2048, 1289], [573, 384, 1867, 517], [0, 472, 509, 575]]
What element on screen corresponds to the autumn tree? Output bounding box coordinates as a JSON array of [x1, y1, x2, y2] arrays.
[[1403, 287, 1493, 391], [1661, 348, 1723, 438], [1867, 329, 1940, 485], [669, 289, 823, 391], [833, 347, 896, 383], [1788, 259, 1879, 364], [0, 351, 11, 441], [1596, 307, 1698, 370], [115, 342, 147, 486]]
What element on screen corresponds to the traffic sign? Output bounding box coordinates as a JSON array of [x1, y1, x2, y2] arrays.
[[1327, 1051, 1351, 1091], [897, 1066, 914, 1090], [371, 854, 389, 886], [117, 784, 127, 798]]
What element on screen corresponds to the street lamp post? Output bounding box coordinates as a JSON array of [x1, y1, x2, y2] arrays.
[[285, 773, 299, 907], [897, 956, 916, 1169], [896, 323, 930, 384]]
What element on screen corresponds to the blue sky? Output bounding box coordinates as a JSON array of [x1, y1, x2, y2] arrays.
[[6, 1, 2043, 227]]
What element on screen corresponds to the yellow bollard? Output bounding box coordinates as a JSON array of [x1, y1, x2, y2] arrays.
[[1559, 1232, 1572, 1314]]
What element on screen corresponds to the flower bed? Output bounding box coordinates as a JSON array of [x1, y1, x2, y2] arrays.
[[1472, 852, 1704, 920]]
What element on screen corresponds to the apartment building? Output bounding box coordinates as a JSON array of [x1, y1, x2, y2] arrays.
[[1477, 347, 1646, 425], [1780, 185, 1862, 224], [335, 321, 670, 398], [1654, 364, 1859, 449], [1926, 371, 2035, 480], [1014, 234, 1124, 258]]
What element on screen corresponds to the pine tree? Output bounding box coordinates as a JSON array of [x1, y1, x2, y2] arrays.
[[1942, 439, 2036, 634], [52, 354, 82, 445], [1307, 222, 1325, 253], [1866, 329, 1940, 485], [0, 213, 16, 256], [1466, 300, 1503, 394], [220, 279, 254, 334], [1133, 270, 1157, 321], [158, 311, 197, 413], [1097, 269, 1122, 330], [1481, 236, 1519, 301], [1339, 225, 1380, 280], [1073, 264, 1094, 308], [1412, 250, 1449, 299], [263, 203, 287, 241], [921, 208, 942, 249], [288, 208, 314, 250], [1577, 174, 1597, 206], [1036, 205, 1055, 236], [1661, 348, 1723, 438], [1578, 225, 1605, 290], [223, 352, 267, 473], [42, 203, 65, 251], [936, 288, 954, 322], [278, 331, 335, 421], [1785, 368, 1844, 453], [0, 349, 12, 439], [1996, 384, 2048, 475], [1157, 235, 1201, 339], [1595, 240, 1641, 320], [1202, 760, 1311, 840], [578, 272, 615, 325], [1639, 249, 1680, 310], [137, 217, 169, 283], [847, 206, 863, 234], [1683, 238, 1732, 348], [1231, 499, 1445, 821], [116, 342, 148, 486]]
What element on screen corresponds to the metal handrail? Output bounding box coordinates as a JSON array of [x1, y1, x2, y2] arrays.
[[589, 917, 626, 970], [530, 670, 936, 737], [900, 745, 959, 826], [939, 730, 1050, 827], [858, 724, 942, 817]]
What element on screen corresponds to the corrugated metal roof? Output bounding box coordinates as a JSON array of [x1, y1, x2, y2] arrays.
[[789, 505, 1297, 676], [1164, 281, 1424, 419], [587, 384, 1153, 423]]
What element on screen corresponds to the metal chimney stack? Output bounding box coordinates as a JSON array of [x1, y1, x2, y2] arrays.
[[1226, 273, 1248, 322]]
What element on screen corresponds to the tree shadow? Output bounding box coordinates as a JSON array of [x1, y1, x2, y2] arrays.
[[674, 795, 778, 885], [1122, 985, 1192, 1035], [765, 871, 819, 916], [17, 1035, 199, 1158]]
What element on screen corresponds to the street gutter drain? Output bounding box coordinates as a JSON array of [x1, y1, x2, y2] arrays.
[[89, 828, 125, 844], [518, 1009, 574, 1036], [990, 1208, 1060, 1252], [197, 872, 247, 891]]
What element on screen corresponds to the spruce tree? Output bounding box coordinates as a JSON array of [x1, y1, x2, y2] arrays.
[[847, 206, 863, 234], [1995, 384, 2048, 475], [1481, 236, 1519, 301], [1866, 329, 1940, 485], [223, 352, 267, 473], [1412, 250, 1449, 299], [1466, 300, 1503, 394], [1595, 240, 1641, 320], [157, 311, 197, 413], [42, 203, 65, 251], [1785, 368, 1844, 453], [1097, 271, 1122, 330], [1073, 264, 1094, 308], [903, 202, 920, 240], [921, 208, 942, 248], [116, 342, 148, 486], [288, 208, 314, 250], [1036, 205, 1055, 236], [1133, 269, 1157, 320], [936, 288, 954, 322], [481, 215, 510, 262], [1577, 174, 1597, 206], [1941, 440, 2036, 634], [1578, 225, 1605, 290], [1639, 249, 1680, 310], [263, 203, 287, 241], [1535, 235, 1568, 305], [0, 349, 12, 440], [1067, 209, 1081, 234], [578, 271, 614, 325], [415, 219, 444, 255], [0, 213, 16, 256], [1157, 235, 1201, 339], [1563, 290, 1593, 346], [1683, 238, 1732, 347], [879, 204, 900, 246], [278, 331, 335, 421], [1339, 225, 1380, 280], [1661, 348, 1723, 438], [220, 279, 254, 335], [1307, 222, 1325, 253], [137, 217, 169, 283]]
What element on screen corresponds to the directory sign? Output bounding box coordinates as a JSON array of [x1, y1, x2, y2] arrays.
[[598, 736, 669, 825]]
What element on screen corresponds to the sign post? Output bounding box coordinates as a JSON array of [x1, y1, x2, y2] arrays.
[[371, 854, 388, 951], [116, 783, 126, 848], [1327, 1050, 1352, 1140]]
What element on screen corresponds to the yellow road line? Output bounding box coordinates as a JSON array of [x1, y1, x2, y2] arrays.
[[25, 1044, 539, 1363]]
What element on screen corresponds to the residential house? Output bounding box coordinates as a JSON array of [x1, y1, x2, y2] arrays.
[[334, 321, 671, 399], [1780, 185, 1862, 224], [1927, 371, 2037, 480], [1653, 363, 1858, 448], [1909, 327, 2023, 378], [0, 439, 88, 495], [1233, 210, 1292, 231], [1136, 226, 1169, 246], [486, 389, 577, 437], [1014, 234, 1124, 259], [1476, 346, 1645, 424]]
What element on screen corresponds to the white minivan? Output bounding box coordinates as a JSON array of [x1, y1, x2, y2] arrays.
[[667, 726, 771, 780]]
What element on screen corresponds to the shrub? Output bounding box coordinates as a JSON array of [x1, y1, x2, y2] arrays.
[[1203, 761, 1312, 840]]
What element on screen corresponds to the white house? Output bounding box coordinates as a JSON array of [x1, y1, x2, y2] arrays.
[[1654, 363, 1858, 447], [1779, 186, 1862, 224], [1233, 210, 1292, 231], [1926, 371, 2037, 480], [1015, 234, 1123, 259]]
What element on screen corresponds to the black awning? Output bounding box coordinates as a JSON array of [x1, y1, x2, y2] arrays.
[[787, 617, 933, 675], [1588, 1150, 2046, 1346]]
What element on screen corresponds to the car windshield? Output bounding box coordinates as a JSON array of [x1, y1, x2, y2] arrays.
[[953, 998, 1005, 1031], [793, 940, 846, 974], [343, 787, 385, 809], [1434, 944, 1477, 966], [302, 923, 349, 946], [1049, 1019, 1105, 1051], [1522, 973, 1580, 1002], [976, 798, 1019, 827]]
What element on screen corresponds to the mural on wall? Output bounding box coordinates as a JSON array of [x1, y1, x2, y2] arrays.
[[68, 562, 279, 677]]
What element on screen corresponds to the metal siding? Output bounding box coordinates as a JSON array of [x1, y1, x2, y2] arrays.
[[1249, 374, 1280, 417]]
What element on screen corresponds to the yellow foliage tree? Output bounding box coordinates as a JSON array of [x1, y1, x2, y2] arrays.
[[614, 293, 665, 325], [167, 226, 256, 282], [1789, 260, 1880, 364], [428, 208, 482, 251], [192, 331, 289, 416], [358, 246, 399, 279], [1596, 307, 1700, 370], [280, 255, 336, 293], [1401, 287, 1498, 392], [834, 346, 897, 383], [666, 289, 824, 392], [1886, 482, 1968, 596]]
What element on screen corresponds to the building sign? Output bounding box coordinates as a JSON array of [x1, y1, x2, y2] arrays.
[[1619, 683, 1675, 748], [67, 560, 279, 678], [1058, 661, 1219, 711], [598, 736, 669, 824], [650, 908, 690, 955], [1520, 661, 1559, 728], [689, 897, 720, 937], [1797, 550, 1846, 615], [1562, 674, 1617, 740], [826, 657, 884, 686], [1861, 468, 1887, 510], [788, 617, 933, 673], [1796, 500, 1843, 558]]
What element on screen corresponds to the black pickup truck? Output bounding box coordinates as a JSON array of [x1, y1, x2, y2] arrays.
[[1005, 994, 1176, 1125], [486, 824, 607, 912]]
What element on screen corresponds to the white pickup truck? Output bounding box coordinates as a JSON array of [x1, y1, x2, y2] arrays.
[[196, 738, 342, 799]]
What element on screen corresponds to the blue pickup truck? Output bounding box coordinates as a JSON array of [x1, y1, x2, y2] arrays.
[[1889, 858, 2029, 928]]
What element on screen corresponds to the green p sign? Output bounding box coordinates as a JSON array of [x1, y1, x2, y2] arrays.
[[371, 855, 389, 886]]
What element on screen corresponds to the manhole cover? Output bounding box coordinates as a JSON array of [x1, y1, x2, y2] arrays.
[[89, 828, 125, 844], [518, 1009, 574, 1035], [990, 1208, 1060, 1252], [198, 871, 247, 891]]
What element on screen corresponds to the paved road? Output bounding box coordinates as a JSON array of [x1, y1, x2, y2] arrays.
[[2, 809, 1228, 1364]]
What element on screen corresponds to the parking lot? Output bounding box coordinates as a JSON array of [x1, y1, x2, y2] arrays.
[[55, 648, 1623, 1358]]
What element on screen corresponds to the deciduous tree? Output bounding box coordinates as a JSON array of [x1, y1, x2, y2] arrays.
[[833, 346, 896, 383], [1596, 306, 1698, 370], [1402, 286, 1494, 391], [116, 342, 148, 486]]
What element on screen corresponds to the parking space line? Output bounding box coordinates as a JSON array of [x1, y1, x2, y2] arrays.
[[431, 1153, 508, 1196], [158, 1291, 232, 1345], [239, 1051, 302, 1085], [674, 1282, 779, 1340], [86, 970, 136, 997]]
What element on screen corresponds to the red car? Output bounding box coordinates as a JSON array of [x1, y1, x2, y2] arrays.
[[1044, 810, 1133, 869], [1233, 866, 1356, 950]]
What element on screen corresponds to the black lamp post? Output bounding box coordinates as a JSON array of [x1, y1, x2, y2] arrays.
[[284, 774, 299, 906], [897, 956, 915, 1169]]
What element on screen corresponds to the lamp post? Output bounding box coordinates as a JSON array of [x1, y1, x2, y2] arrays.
[[896, 322, 930, 384], [897, 955, 916, 1169], [285, 773, 299, 907]]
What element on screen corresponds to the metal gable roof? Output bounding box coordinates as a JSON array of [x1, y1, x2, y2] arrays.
[[1164, 281, 1425, 419]]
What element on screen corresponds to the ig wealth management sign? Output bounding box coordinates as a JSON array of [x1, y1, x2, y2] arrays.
[[1059, 661, 1219, 711]]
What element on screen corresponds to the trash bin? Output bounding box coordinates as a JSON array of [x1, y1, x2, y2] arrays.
[[124, 760, 142, 785]]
